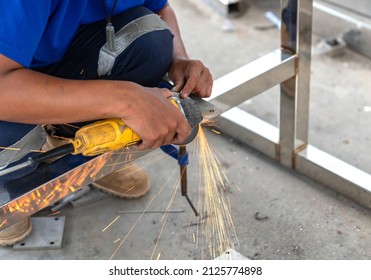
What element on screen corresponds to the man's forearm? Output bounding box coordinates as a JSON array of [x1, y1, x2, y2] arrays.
[[0, 55, 136, 124], [157, 3, 189, 60]]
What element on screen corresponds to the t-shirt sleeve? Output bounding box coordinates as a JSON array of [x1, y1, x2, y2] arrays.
[[143, 0, 168, 12], [0, 1, 51, 67]]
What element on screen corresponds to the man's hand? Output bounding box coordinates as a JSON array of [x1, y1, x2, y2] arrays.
[[168, 57, 213, 99], [121, 85, 192, 150], [157, 4, 213, 99]]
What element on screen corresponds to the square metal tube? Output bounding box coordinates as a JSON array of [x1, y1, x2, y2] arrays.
[[211, 0, 371, 210]]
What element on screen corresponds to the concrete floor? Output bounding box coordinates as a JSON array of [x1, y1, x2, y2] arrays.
[[1, 0, 371, 260]]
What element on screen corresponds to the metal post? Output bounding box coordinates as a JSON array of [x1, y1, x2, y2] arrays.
[[279, 0, 313, 167]]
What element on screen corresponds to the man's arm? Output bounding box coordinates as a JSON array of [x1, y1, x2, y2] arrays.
[[157, 4, 213, 98], [0, 54, 191, 150]]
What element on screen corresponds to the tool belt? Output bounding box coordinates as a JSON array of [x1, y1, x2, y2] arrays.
[[98, 13, 171, 77]]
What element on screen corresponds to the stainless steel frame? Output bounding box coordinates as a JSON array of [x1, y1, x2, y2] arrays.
[[1, 0, 371, 231], [209, 0, 371, 208]]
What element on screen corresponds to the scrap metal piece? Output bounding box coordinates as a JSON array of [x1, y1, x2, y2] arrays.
[[51, 185, 91, 212], [13, 216, 65, 251], [314, 37, 347, 57], [70, 188, 110, 209], [214, 249, 250, 260]]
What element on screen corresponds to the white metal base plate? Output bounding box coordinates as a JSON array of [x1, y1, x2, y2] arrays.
[[13, 216, 65, 251]]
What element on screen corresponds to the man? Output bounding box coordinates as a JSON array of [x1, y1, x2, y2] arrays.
[[0, 0, 213, 245]]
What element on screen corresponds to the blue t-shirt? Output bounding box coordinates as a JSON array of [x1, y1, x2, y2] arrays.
[[0, 0, 167, 68]]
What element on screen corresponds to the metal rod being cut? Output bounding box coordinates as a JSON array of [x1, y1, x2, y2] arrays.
[[179, 145, 199, 217]]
